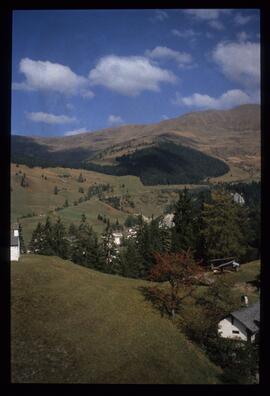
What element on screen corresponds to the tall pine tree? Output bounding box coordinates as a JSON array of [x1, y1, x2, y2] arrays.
[[171, 188, 198, 254], [200, 189, 246, 263], [101, 224, 118, 273], [51, 217, 69, 259], [71, 216, 102, 270], [18, 223, 26, 253]]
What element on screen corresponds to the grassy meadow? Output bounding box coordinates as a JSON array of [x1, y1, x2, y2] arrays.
[[11, 162, 257, 247], [11, 254, 224, 384]]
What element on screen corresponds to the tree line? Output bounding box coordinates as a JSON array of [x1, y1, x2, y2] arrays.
[[27, 187, 260, 278]]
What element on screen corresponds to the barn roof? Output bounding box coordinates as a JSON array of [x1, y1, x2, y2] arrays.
[[11, 235, 19, 247], [231, 301, 260, 333]]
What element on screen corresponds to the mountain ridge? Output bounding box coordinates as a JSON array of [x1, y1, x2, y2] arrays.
[[12, 104, 260, 184]]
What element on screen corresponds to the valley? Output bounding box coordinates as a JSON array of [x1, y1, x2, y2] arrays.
[[11, 104, 261, 384]]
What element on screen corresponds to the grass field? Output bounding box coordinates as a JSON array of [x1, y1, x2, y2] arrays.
[[11, 254, 223, 384], [11, 163, 260, 247], [11, 164, 206, 246]]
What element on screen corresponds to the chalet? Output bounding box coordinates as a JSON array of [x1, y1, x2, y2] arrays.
[[232, 192, 245, 205], [159, 213, 175, 229], [112, 232, 123, 246], [218, 301, 260, 342], [11, 223, 20, 261], [126, 227, 137, 239]]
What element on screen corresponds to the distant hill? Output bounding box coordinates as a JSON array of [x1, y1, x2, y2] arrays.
[[11, 254, 221, 383], [83, 141, 229, 185], [12, 104, 260, 184]]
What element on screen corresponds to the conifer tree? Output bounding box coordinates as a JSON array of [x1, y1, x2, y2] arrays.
[[200, 189, 246, 263], [81, 213, 87, 224], [136, 217, 171, 277], [119, 238, 143, 278], [20, 173, 28, 188], [18, 223, 26, 253], [68, 222, 77, 236], [29, 222, 45, 253], [77, 172, 84, 183], [171, 188, 198, 254], [51, 217, 69, 259], [41, 217, 55, 255], [71, 216, 102, 270], [101, 224, 118, 273], [54, 186, 58, 195]]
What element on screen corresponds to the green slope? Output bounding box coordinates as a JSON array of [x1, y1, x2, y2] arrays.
[[11, 255, 221, 384]]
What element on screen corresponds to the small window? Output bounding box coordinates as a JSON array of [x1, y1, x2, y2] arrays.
[[232, 330, 239, 334]]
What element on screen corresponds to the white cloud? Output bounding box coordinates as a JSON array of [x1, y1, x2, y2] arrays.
[[64, 127, 88, 136], [172, 89, 255, 109], [208, 20, 224, 30], [27, 112, 76, 124], [80, 89, 95, 98], [234, 13, 252, 25], [88, 55, 176, 96], [153, 10, 169, 21], [184, 9, 221, 20], [171, 29, 197, 38], [12, 81, 35, 91], [237, 31, 250, 42], [145, 46, 192, 67], [66, 103, 75, 110], [108, 115, 124, 126], [13, 58, 94, 97], [184, 9, 230, 30], [212, 41, 260, 90]]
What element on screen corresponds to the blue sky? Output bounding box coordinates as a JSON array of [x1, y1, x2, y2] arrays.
[[12, 9, 260, 137]]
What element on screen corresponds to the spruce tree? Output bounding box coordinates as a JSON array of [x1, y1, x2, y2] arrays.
[[71, 216, 102, 270], [77, 172, 84, 183], [171, 188, 198, 254], [51, 217, 69, 259], [18, 223, 26, 253], [20, 173, 28, 188], [54, 186, 58, 195], [119, 238, 143, 278], [101, 224, 118, 273], [68, 222, 77, 236], [200, 189, 247, 263], [42, 217, 55, 255], [135, 217, 171, 278], [29, 222, 45, 253]]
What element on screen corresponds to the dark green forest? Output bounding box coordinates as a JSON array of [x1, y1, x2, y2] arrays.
[[84, 142, 229, 185], [12, 137, 229, 185]]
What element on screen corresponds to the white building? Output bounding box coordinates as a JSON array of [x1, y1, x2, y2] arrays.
[[126, 227, 137, 239], [11, 224, 20, 261], [112, 232, 123, 246], [232, 192, 245, 205], [159, 213, 175, 229], [218, 301, 260, 342]]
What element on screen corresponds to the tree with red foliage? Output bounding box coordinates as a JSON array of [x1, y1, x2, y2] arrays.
[[147, 250, 204, 319]]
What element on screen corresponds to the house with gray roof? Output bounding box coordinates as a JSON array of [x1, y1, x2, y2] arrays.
[[11, 223, 20, 261], [218, 301, 260, 342]]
